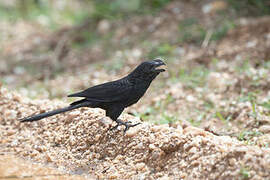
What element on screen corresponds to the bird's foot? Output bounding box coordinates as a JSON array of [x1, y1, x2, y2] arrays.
[[110, 119, 141, 133], [123, 122, 141, 133]]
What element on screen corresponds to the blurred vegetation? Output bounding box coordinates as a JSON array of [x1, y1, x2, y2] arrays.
[[92, 0, 172, 19], [178, 18, 206, 44], [0, 0, 269, 74], [0, 0, 268, 56], [0, 0, 91, 29], [227, 0, 270, 16], [0, 0, 172, 24], [178, 66, 209, 89], [1, 0, 269, 25]]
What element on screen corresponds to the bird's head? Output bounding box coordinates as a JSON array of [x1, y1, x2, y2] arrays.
[[143, 58, 166, 73], [129, 58, 166, 81]]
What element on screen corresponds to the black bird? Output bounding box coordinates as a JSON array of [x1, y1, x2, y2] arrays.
[[20, 58, 166, 132]]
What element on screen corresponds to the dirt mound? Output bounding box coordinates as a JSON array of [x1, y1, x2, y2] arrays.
[[0, 155, 88, 179], [0, 87, 269, 179]]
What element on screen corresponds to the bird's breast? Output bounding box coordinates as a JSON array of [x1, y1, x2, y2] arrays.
[[124, 83, 150, 107]]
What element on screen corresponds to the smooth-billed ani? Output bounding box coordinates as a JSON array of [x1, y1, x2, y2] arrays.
[[20, 58, 166, 132]]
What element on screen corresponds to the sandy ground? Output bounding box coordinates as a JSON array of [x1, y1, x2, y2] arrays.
[[0, 155, 88, 180], [0, 87, 269, 179]]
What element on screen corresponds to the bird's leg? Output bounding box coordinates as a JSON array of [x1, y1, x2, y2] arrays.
[[110, 119, 141, 133], [110, 119, 124, 131]]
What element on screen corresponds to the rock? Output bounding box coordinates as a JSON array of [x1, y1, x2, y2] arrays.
[[97, 20, 111, 35], [151, 125, 162, 133], [6, 129, 16, 136], [202, 1, 227, 14], [207, 72, 230, 92], [135, 162, 145, 171], [158, 175, 170, 180], [259, 125, 270, 133], [189, 147, 197, 154], [186, 95, 196, 102], [149, 144, 156, 150], [125, 126, 140, 137], [46, 154, 53, 162]]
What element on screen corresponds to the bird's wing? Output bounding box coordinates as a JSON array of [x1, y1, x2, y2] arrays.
[[68, 79, 132, 103]]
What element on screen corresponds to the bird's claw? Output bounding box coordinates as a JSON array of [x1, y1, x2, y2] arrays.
[[123, 122, 141, 133], [110, 119, 141, 133]]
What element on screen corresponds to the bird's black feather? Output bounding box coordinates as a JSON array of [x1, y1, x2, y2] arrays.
[[68, 78, 132, 103], [20, 58, 166, 132]]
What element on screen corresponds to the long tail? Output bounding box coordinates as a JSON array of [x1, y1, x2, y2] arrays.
[[20, 99, 90, 122]]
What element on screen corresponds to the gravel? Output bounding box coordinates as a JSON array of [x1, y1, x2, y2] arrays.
[[0, 87, 270, 179]]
